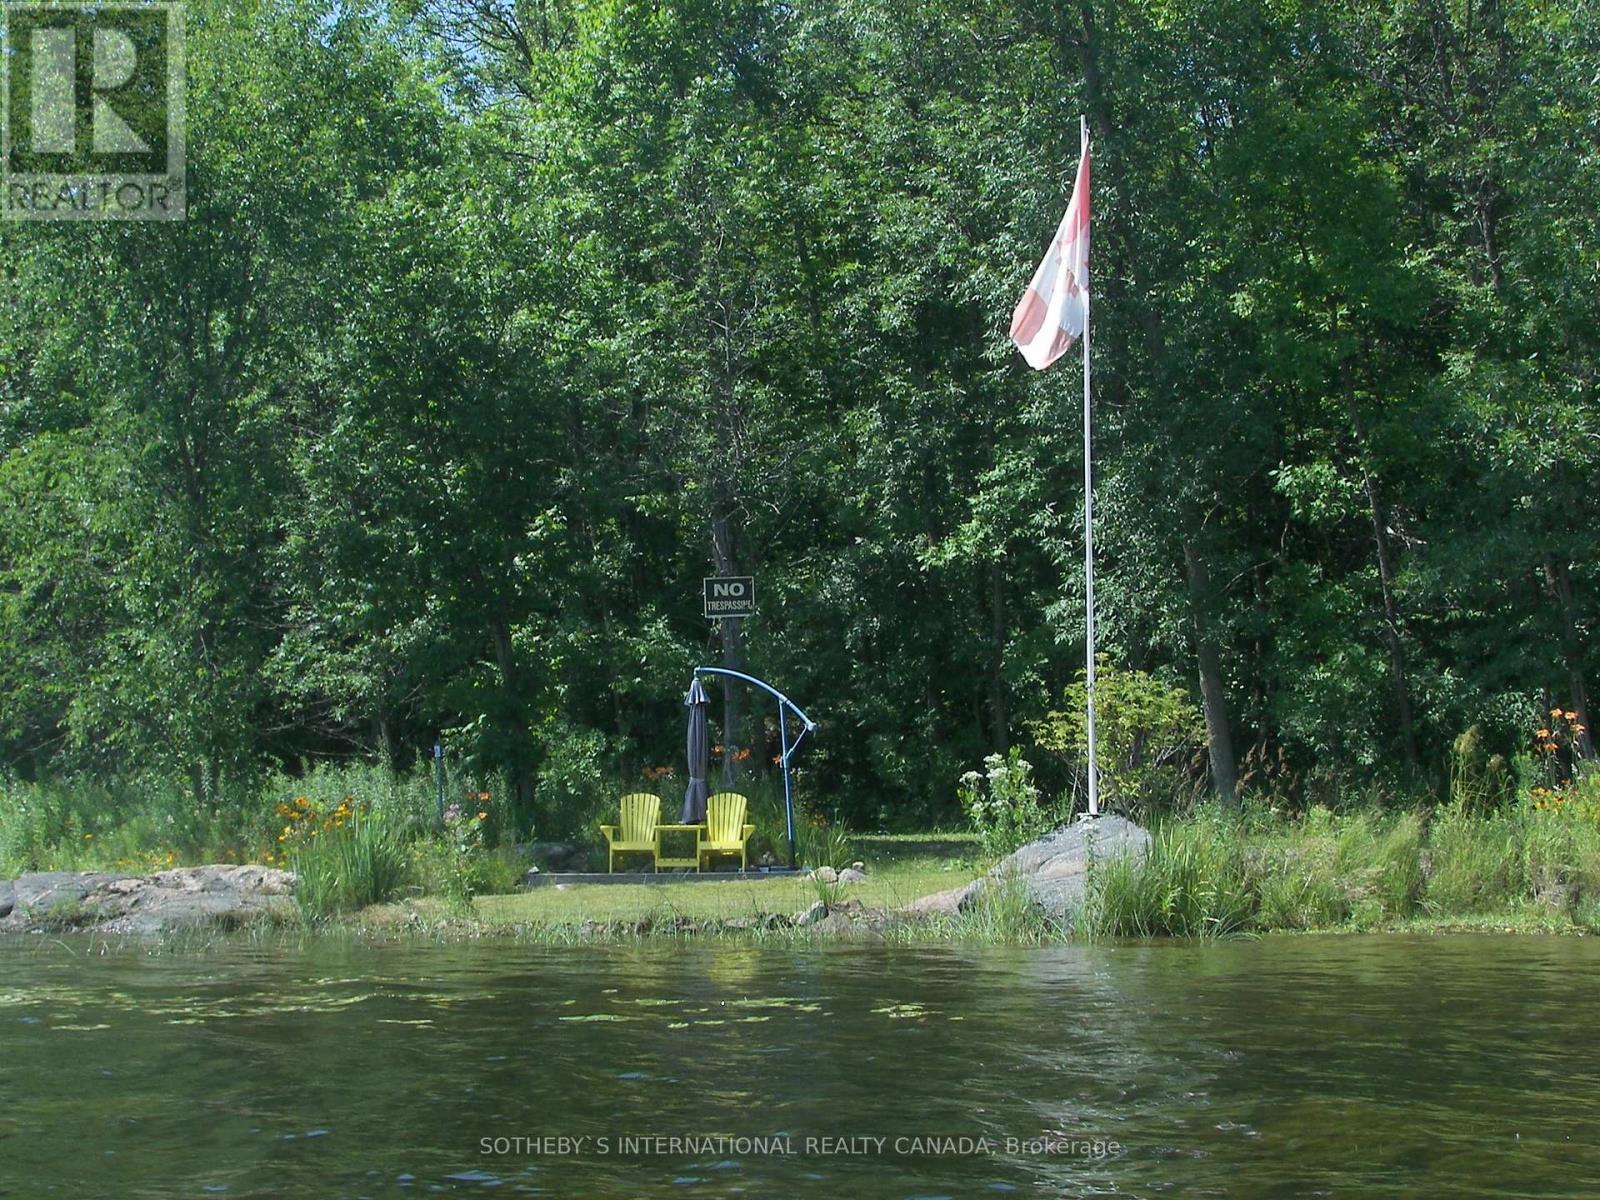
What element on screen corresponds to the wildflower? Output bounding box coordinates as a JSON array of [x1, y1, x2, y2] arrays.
[[476, 811, 488, 821], [1565, 711, 1579, 721], [1538, 729, 1552, 739]]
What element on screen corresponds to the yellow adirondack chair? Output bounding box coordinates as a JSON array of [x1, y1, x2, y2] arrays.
[[600, 793, 662, 872], [698, 793, 756, 872]]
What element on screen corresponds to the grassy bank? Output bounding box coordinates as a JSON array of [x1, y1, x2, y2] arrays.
[[348, 798, 1600, 945], [1072, 796, 1600, 940], [7, 762, 1600, 943]]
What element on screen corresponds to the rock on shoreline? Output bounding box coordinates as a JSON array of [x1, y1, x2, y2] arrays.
[[901, 815, 1151, 924], [0, 865, 296, 937]]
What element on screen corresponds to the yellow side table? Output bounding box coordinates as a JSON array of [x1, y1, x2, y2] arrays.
[[654, 824, 704, 871]]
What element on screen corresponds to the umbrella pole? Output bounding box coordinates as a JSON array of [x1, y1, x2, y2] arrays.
[[780, 705, 796, 868]]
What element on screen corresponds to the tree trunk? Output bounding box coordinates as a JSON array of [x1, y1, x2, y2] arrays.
[[1543, 554, 1595, 759], [487, 616, 536, 832], [710, 498, 745, 787], [1184, 541, 1239, 805], [1346, 392, 1420, 771], [378, 707, 403, 774], [1364, 470, 1420, 769]]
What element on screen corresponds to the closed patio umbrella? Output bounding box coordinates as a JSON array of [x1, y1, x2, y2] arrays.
[[681, 676, 711, 823]]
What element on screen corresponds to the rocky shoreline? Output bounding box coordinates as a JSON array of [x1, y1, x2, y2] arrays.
[[0, 865, 296, 936]]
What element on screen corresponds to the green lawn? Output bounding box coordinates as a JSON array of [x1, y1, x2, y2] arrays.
[[471, 854, 974, 928]]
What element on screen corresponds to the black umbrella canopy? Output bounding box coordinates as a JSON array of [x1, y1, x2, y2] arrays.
[[681, 676, 711, 823]]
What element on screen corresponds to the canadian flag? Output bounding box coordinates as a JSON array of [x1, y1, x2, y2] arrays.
[[1010, 128, 1090, 370]]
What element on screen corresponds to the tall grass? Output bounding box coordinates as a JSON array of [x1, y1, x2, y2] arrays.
[[961, 872, 1056, 943], [1425, 791, 1600, 916], [1424, 801, 1526, 913], [0, 775, 248, 875], [1080, 805, 1438, 938], [290, 814, 410, 921], [1080, 818, 1255, 938], [0, 761, 464, 879]]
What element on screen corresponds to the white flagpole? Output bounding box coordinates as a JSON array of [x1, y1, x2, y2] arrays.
[[1080, 114, 1099, 819]]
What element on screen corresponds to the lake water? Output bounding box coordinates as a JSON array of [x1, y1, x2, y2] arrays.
[[3, 934, 1598, 1198]]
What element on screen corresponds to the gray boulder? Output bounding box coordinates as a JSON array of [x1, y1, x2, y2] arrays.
[[899, 882, 971, 919], [990, 815, 1151, 918], [1, 865, 297, 936], [901, 815, 1151, 924]]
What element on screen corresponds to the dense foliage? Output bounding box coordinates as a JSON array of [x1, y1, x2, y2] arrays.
[[1, 0, 1594, 833]]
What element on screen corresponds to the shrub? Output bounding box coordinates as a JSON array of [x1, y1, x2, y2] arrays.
[[473, 845, 534, 895], [959, 748, 1057, 860], [1450, 725, 1515, 811], [1031, 657, 1204, 819], [0, 774, 246, 873], [261, 761, 440, 849], [434, 802, 490, 909], [530, 721, 614, 841]]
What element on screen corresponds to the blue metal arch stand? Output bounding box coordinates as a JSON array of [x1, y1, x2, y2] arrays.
[[692, 667, 816, 869]]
